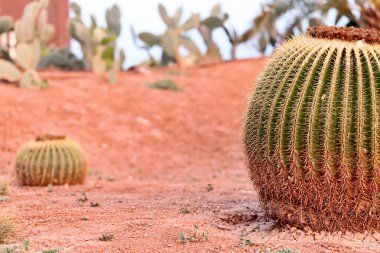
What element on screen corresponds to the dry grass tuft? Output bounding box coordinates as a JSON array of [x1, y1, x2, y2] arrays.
[[0, 210, 14, 243]]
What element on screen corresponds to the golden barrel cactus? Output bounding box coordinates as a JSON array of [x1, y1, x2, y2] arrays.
[[15, 135, 87, 186], [244, 27, 380, 231]]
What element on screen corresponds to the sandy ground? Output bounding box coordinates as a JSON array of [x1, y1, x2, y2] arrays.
[[0, 59, 379, 252]]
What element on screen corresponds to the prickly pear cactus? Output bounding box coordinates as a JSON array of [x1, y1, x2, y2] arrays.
[[0, 0, 54, 87], [15, 135, 87, 186], [138, 4, 201, 66], [69, 3, 124, 82], [244, 26, 380, 232], [0, 16, 13, 34], [14, 0, 55, 70], [199, 4, 228, 62]]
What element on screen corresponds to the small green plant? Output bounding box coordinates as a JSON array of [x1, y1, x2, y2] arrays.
[[0, 178, 9, 196], [256, 247, 298, 253], [90, 202, 100, 207], [277, 247, 298, 253], [80, 217, 89, 221], [166, 70, 184, 76], [42, 249, 59, 253], [78, 193, 88, 203], [99, 234, 114, 241], [147, 79, 182, 91], [0, 196, 8, 203], [179, 225, 209, 244], [180, 208, 190, 214], [240, 238, 256, 247], [40, 80, 49, 90], [206, 184, 213, 192], [22, 239, 30, 251], [0, 239, 31, 253], [0, 246, 18, 253], [0, 211, 13, 243]]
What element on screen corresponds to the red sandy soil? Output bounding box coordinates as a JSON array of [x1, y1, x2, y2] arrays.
[[0, 59, 379, 252]]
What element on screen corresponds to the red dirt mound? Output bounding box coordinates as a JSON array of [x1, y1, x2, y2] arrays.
[[0, 59, 377, 252]]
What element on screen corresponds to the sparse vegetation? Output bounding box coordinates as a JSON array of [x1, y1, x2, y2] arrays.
[[180, 208, 190, 214], [179, 225, 209, 244], [22, 240, 30, 251], [0, 197, 8, 203], [0, 178, 9, 196], [99, 234, 114, 241], [90, 202, 100, 207], [255, 247, 298, 253], [240, 238, 256, 247], [147, 79, 182, 91], [0, 239, 30, 252], [42, 249, 59, 253], [0, 211, 13, 243], [206, 184, 213, 192], [78, 193, 88, 203]]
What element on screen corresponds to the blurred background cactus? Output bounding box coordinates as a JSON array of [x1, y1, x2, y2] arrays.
[[0, 15, 14, 62], [39, 47, 85, 70], [199, 4, 228, 63], [2, 0, 380, 80], [0, 0, 54, 87], [69, 2, 125, 83], [242, 0, 380, 55], [137, 4, 201, 67]]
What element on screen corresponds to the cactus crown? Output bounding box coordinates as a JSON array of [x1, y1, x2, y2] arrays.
[[244, 26, 380, 232], [307, 26, 380, 44], [35, 135, 66, 142]]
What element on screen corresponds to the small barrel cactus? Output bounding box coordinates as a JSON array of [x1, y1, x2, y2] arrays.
[[15, 135, 87, 186], [244, 26, 380, 232]]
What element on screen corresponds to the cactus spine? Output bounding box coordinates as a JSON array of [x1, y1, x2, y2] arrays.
[[244, 27, 380, 232], [15, 135, 87, 186]]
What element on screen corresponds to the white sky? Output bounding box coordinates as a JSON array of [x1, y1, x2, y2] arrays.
[[69, 0, 266, 67]]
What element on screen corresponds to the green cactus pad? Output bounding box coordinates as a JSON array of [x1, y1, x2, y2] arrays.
[[244, 26, 380, 232], [15, 135, 87, 186], [0, 16, 13, 34]]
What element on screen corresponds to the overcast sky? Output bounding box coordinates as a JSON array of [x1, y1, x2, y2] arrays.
[[69, 0, 266, 67]]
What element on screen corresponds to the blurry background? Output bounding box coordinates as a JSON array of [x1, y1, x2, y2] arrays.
[[69, 0, 267, 67], [1, 0, 380, 74]]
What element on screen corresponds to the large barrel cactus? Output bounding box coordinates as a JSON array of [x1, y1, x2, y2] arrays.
[[244, 27, 380, 232], [15, 135, 87, 186]]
